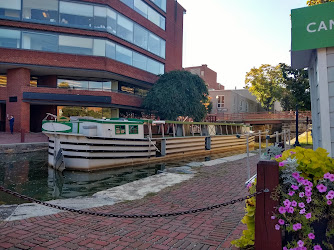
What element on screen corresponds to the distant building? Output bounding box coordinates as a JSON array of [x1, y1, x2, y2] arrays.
[[210, 89, 266, 115], [184, 65, 224, 90]]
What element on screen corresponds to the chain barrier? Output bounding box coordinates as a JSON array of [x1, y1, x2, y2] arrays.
[[0, 186, 269, 218]]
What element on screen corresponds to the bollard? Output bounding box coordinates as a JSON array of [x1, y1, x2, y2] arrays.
[[258, 130, 262, 157], [276, 131, 279, 144], [21, 129, 25, 143], [255, 160, 282, 249], [246, 133, 250, 180]]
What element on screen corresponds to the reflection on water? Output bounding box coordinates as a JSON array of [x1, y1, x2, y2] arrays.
[[0, 150, 240, 205]]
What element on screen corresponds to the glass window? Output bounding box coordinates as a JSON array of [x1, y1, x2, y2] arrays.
[[93, 39, 105, 56], [0, 28, 20, 49], [120, 85, 134, 94], [0, 0, 21, 19], [59, 35, 93, 55], [23, 0, 58, 24], [217, 96, 224, 108], [150, 0, 166, 12], [94, 6, 106, 30], [134, 24, 148, 50], [117, 15, 133, 43], [120, 0, 134, 9], [115, 125, 126, 135], [160, 15, 166, 30], [147, 58, 160, 75], [59, 1, 93, 29], [133, 52, 147, 71], [22, 32, 58, 52], [106, 8, 116, 35], [58, 79, 88, 90], [116, 45, 132, 65], [160, 40, 165, 58], [106, 41, 116, 59], [103, 82, 111, 91], [159, 63, 164, 75], [134, 0, 147, 18], [147, 7, 160, 27], [148, 33, 160, 56], [129, 125, 138, 134], [89, 81, 103, 91]]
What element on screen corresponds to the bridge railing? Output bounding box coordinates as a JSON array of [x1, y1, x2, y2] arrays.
[[206, 111, 312, 122]]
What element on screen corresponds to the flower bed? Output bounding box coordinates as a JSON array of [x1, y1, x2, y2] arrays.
[[232, 146, 334, 250]]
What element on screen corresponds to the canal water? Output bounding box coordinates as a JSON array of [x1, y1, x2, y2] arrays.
[[0, 150, 240, 205]]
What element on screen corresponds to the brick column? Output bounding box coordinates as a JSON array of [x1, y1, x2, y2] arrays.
[[6, 68, 31, 133]]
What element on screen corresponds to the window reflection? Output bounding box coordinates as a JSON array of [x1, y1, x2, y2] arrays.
[[59, 35, 93, 55], [106, 9, 117, 35], [0, 75, 7, 87], [0, 0, 21, 19], [117, 15, 133, 43], [116, 45, 132, 65], [94, 6, 106, 30], [134, 24, 148, 50], [0, 29, 20, 49], [23, 0, 58, 23], [59, 1, 93, 28], [22, 32, 58, 52]]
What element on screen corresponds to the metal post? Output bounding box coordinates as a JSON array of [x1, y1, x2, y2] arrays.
[[191, 125, 194, 136], [258, 130, 261, 156], [247, 132, 250, 180], [306, 116, 309, 145], [288, 129, 291, 149], [294, 104, 301, 147], [266, 130, 268, 149], [172, 124, 176, 137], [283, 130, 286, 151], [225, 125, 228, 135], [276, 131, 279, 144], [161, 124, 165, 138], [148, 123, 152, 138]]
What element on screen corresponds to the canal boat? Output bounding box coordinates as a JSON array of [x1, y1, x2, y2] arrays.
[[42, 115, 254, 171]]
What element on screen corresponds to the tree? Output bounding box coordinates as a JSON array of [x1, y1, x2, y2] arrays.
[[142, 70, 210, 121], [245, 64, 283, 111], [307, 0, 334, 6], [280, 63, 311, 111]]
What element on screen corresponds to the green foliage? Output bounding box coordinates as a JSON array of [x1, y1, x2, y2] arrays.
[[280, 63, 310, 111], [142, 70, 210, 121], [231, 180, 256, 249], [279, 147, 334, 181], [307, 0, 334, 6], [61, 107, 112, 119], [245, 64, 284, 111]]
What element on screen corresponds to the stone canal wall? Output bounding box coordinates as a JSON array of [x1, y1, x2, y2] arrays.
[[0, 143, 48, 154]]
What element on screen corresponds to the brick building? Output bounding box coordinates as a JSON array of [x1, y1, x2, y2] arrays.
[[0, 0, 185, 132], [184, 64, 224, 90]]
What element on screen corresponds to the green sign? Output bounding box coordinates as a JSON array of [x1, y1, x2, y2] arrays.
[[291, 3, 334, 51]]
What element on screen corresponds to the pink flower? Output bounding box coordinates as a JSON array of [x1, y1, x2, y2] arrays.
[[288, 191, 295, 196], [305, 213, 312, 219], [275, 154, 282, 159], [278, 219, 285, 225], [290, 151, 296, 154], [326, 193, 334, 200], [307, 197, 312, 203], [271, 215, 276, 220], [283, 247, 288, 250], [299, 192, 305, 198], [292, 172, 300, 179], [305, 186, 312, 192], [293, 223, 302, 231], [317, 184, 327, 193], [279, 206, 286, 214], [246, 182, 252, 189], [298, 202, 305, 208], [308, 233, 315, 239], [297, 177, 304, 183], [327, 200, 332, 205], [328, 190, 334, 196], [291, 185, 299, 190], [283, 199, 291, 208], [314, 245, 322, 250], [279, 162, 285, 167], [329, 174, 334, 182], [300, 208, 306, 214], [305, 191, 312, 197], [287, 207, 294, 213], [291, 200, 297, 207], [302, 179, 309, 186], [297, 240, 304, 247], [324, 172, 331, 179], [275, 224, 280, 230]]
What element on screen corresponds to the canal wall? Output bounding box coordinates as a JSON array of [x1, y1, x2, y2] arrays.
[[0, 142, 48, 154]]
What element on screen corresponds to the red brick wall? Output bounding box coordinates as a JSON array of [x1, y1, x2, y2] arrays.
[[185, 65, 223, 90]]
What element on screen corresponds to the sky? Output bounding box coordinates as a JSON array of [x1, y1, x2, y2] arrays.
[[177, 0, 307, 90]]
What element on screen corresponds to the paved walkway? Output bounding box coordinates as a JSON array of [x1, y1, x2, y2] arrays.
[[0, 132, 48, 144], [0, 155, 258, 249]]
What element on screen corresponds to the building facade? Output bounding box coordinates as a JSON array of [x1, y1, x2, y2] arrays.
[[0, 0, 185, 132], [184, 64, 224, 90], [209, 89, 265, 115]]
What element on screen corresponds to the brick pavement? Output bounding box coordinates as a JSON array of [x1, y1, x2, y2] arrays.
[[0, 132, 48, 144], [0, 155, 259, 250]]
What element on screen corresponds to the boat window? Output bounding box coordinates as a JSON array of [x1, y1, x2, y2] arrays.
[[129, 125, 138, 134], [115, 125, 126, 134]]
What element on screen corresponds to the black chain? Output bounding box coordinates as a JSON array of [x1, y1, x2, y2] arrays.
[[0, 186, 269, 218]]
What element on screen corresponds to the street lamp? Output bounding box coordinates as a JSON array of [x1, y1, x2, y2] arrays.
[[294, 104, 301, 147]]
